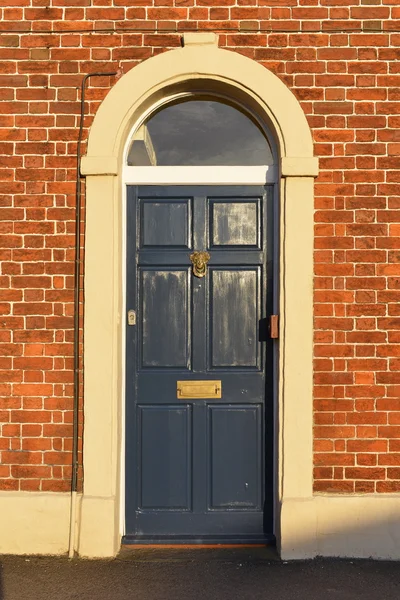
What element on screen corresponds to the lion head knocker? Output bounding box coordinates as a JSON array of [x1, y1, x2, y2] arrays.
[[190, 251, 210, 278]]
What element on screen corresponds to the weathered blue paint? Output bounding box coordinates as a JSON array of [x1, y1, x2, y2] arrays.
[[125, 185, 274, 544]]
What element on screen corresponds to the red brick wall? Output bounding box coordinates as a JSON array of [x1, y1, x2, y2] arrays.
[[1, 1, 399, 494]]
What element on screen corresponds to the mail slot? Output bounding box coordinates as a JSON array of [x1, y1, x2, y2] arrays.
[[177, 380, 222, 399]]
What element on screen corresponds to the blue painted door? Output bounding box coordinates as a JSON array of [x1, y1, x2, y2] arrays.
[[125, 185, 274, 543]]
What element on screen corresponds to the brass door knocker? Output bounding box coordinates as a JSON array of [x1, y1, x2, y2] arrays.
[[190, 251, 210, 278]]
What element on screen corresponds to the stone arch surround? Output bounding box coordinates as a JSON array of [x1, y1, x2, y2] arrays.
[[80, 33, 318, 558]]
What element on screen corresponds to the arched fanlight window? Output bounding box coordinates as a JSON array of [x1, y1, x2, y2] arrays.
[[127, 99, 274, 167]]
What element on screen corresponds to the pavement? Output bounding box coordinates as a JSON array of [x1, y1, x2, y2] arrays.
[[0, 547, 399, 600]]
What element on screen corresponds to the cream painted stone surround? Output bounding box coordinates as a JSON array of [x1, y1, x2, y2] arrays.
[[79, 34, 317, 558], [1, 34, 399, 561]]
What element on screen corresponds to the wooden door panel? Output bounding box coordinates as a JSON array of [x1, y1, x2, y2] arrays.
[[140, 198, 192, 248], [210, 199, 260, 248], [208, 404, 263, 510], [209, 268, 260, 370], [138, 405, 192, 510], [140, 267, 191, 369]]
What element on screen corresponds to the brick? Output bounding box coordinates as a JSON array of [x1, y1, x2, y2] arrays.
[[315, 453, 355, 466], [378, 454, 400, 466], [345, 467, 386, 480], [347, 439, 387, 452], [376, 481, 400, 492], [314, 426, 355, 438], [2, 451, 42, 465], [314, 481, 354, 493], [347, 413, 387, 426]]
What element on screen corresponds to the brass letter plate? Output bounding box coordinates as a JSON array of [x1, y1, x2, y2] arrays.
[[177, 380, 222, 399]]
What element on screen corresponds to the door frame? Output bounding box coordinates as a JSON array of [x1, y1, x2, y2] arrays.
[[79, 33, 319, 558], [122, 165, 279, 541]]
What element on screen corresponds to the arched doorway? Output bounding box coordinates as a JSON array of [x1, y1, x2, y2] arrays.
[[79, 33, 318, 558], [124, 97, 277, 543]]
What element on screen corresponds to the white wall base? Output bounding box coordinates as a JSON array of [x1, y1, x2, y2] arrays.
[[1, 491, 399, 559], [281, 495, 400, 560], [0, 492, 70, 555], [0, 492, 120, 558]]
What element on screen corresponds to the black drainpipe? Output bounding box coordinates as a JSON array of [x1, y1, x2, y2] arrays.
[[69, 72, 118, 558]]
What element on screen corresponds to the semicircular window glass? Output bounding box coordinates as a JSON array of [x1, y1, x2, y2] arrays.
[[127, 99, 274, 167]]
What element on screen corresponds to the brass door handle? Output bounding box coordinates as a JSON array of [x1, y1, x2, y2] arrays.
[[190, 251, 210, 278]]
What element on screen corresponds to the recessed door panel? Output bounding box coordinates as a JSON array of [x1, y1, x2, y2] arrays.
[[209, 268, 260, 369], [210, 200, 259, 248], [140, 198, 191, 248], [140, 268, 191, 369], [208, 404, 262, 510], [138, 405, 192, 510]]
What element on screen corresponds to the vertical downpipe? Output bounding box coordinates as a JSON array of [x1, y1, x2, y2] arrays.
[[68, 72, 117, 559]]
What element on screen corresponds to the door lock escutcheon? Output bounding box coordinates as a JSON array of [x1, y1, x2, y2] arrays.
[[127, 309, 136, 326]]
